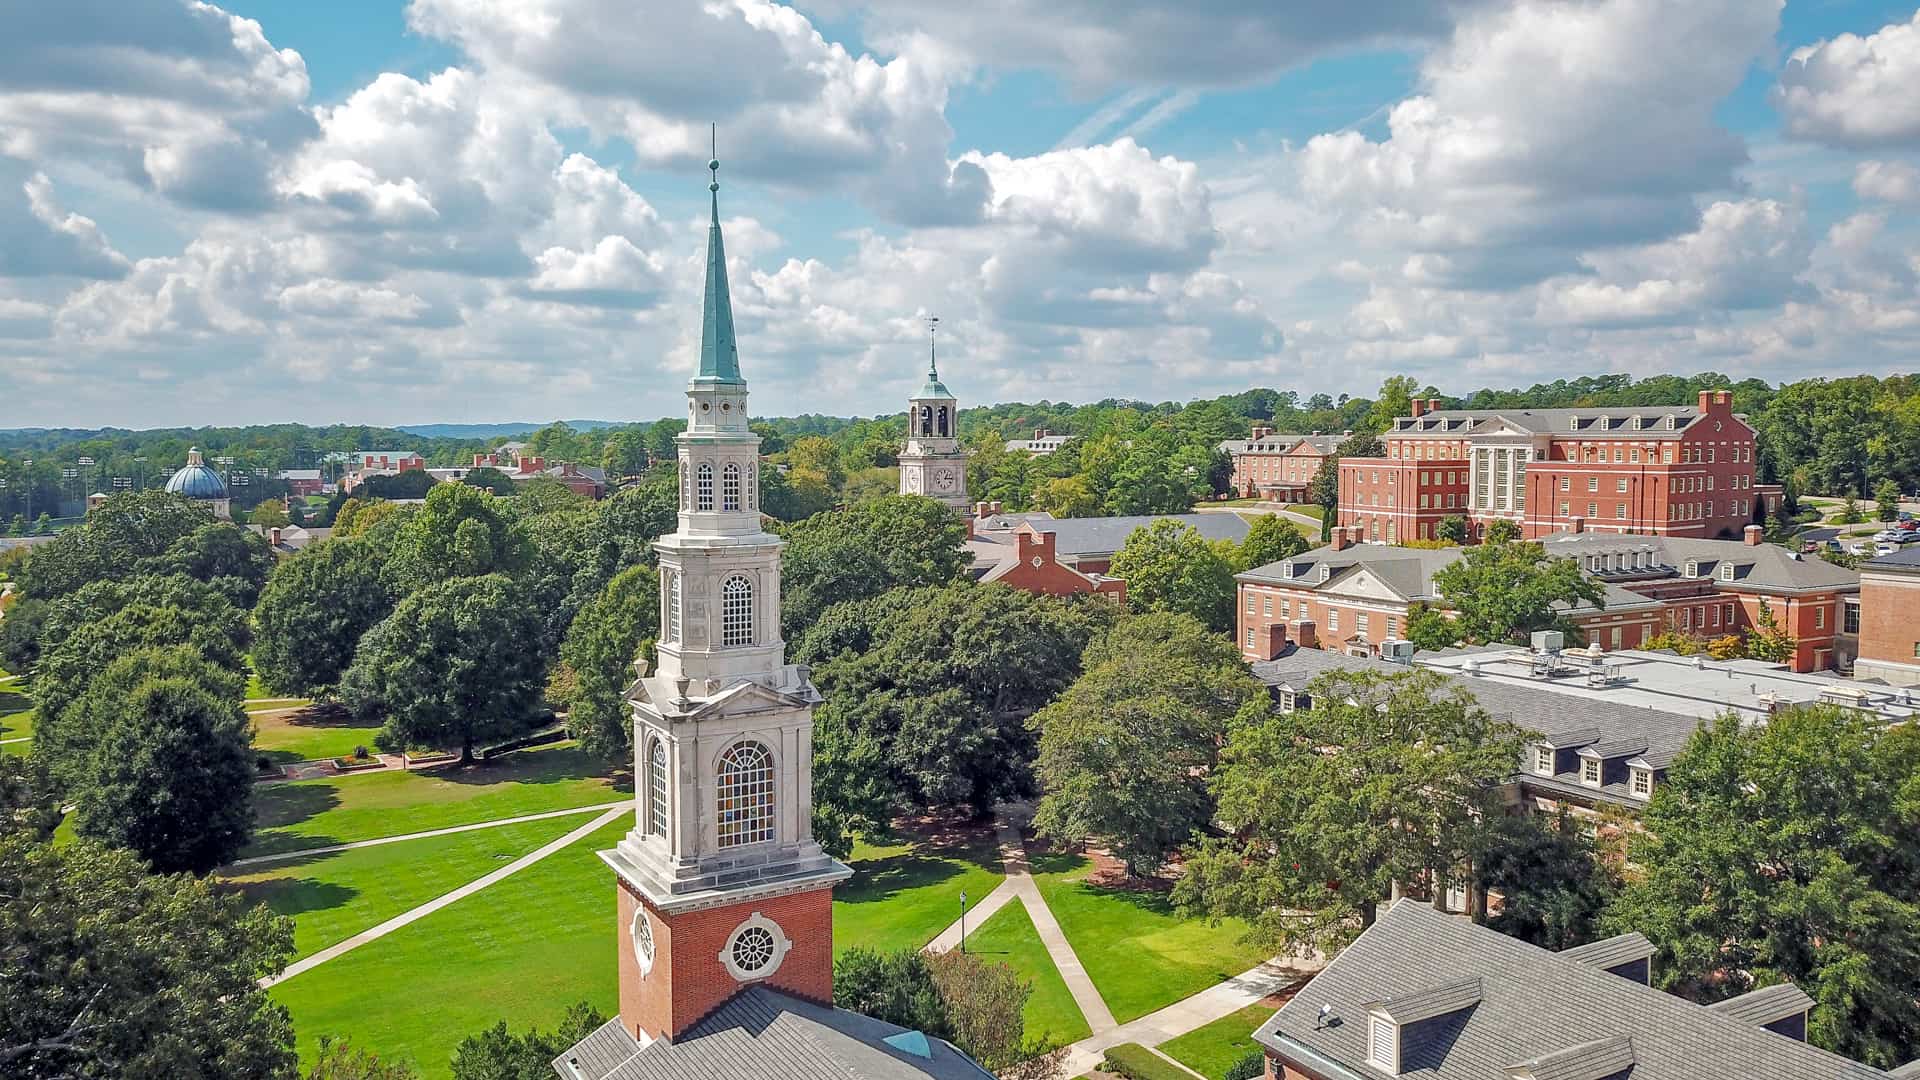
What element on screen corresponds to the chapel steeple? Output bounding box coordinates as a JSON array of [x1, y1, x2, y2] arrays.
[[898, 314, 971, 513], [696, 149, 742, 386]]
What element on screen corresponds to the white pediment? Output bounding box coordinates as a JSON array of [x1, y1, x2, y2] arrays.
[[1332, 566, 1408, 602], [1471, 416, 1535, 438]]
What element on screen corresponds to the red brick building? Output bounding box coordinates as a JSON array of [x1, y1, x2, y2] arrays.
[[1853, 546, 1920, 685], [1237, 524, 1858, 673], [1338, 391, 1783, 542], [977, 526, 1126, 601], [472, 451, 608, 498], [1220, 427, 1344, 500]]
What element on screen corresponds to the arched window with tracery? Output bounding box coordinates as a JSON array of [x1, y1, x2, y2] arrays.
[[716, 740, 774, 847], [647, 738, 669, 836], [697, 462, 714, 511], [722, 462, 741, 511], [937, 406, 949, 437], [665, 571, 681, 643], [721, 575, 753, 647]]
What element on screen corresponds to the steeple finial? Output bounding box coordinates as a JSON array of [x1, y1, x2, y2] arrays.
[[696, 126, 741, 384], [926, 314, 939, 379]]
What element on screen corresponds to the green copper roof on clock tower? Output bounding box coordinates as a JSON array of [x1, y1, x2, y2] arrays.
[[696, 127, 743, 387]]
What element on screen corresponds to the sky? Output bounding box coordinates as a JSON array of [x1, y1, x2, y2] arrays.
[[3, 1, 1918, 429]]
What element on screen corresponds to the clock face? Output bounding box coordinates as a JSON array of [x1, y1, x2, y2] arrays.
[[933, 468, 957, 493]]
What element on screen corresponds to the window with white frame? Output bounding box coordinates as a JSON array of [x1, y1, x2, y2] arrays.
[[722, 462, 741, 510], [1328, 608, 1340, 632], [1245, 627, 1255, 649], [1720, 562, 1734, 581], [716, 741, 775, 847], [1588, 476, 1599, 492], [1630, 768, 1652, 798], [697, 462, 715, 510], [1535, 746, 1555, 775], [1581, 757, 1601, 786], [1616, 478, 1629, 493], [665, 572, 681, 642], [1357, 612, 1370, 634], [1368, 1016, 1398, 1072], [721, 575, 753, 646], [1815, 606, 1825, 630], [647, 738, 669, 835]]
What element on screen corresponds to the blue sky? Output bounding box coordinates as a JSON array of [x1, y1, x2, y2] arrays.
[[3, 1, 1918, 428]]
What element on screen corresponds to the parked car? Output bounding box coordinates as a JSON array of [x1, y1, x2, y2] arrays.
[[1873, 530, 1904, 542], [1875, 542, 1900, 556]]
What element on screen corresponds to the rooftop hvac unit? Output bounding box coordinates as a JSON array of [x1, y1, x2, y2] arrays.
[[1588, 660, 1623, 687], [1380, 639, 1415, 664], [1530, 630, 1565, 653]]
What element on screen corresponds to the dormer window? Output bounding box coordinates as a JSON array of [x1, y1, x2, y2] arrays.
[[1719, 562, 1734, 581], [1278, 688, 1300, 713], [1319, 564, 1331, 583], [1581, 758, 1601, 787], [1534, 746, 1555, 775], [1684, 559, 1699, 578], [1368, 1015, 1400, 1073], [1630, 768, 1652, 799], [1282, 561, 1294, 580]]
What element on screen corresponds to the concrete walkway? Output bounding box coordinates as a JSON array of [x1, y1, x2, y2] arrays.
[[1006, 820, 1120, 1034], [924, 876, 1019, 955], [260, 804, 628, 989], [228, 800, 631, 867], [0, 736, 30, 745], [1055, 957, 1312, 1076]]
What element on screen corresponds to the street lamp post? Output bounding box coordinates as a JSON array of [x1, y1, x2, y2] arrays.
[[958, 890, 968, 954]]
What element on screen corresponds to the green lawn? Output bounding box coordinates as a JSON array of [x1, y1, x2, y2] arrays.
[[0, 685, 31, 755], [833, 829, 1004, 957], [242, 743, 627, 858], [1031, 852, 1273, 1024], [272, 817, 628, 1078], [1159, 1004, 1276, 1079], [251, 709, 385, 765], [965, 898, 1091, 1049], [222, 816, 588, 958]]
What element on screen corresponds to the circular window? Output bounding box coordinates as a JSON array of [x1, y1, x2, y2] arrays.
[[631, 909, 656, 977], [717, 913, 790, 982], [732, 926, 775, 972], [721, 402, 732, 411], [701, 402, 711, 411]]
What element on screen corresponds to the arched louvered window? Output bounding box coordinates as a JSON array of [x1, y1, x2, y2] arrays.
[[747, 462, 757, 511], [716, 741, 774, 847], [920, 404, 932, 436], [678, 459, 689, 511], [647, 738, 669, 836], [697, 462, 714, 511], [722, 462, 741, 511], [937, 406, 949, 437], [721, 575, 753, 647]]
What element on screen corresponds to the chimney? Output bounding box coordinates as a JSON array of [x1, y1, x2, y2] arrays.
[[1409, 399, 1426, 419], [1715, 389, 1732, 408], [1261, 622, 1290, 661], [1033, 428, 1049, 440], [1017, 529, 1055, 565], [1292, 619, 1319, 651], [1698, 389, 1713, 412], [1428, 397, 1442, 413], [269, 526, 282, 546], [1330, 527, 1353, 552], [1744, 524, 1763, 546], [1251, 425, 1272, 441]]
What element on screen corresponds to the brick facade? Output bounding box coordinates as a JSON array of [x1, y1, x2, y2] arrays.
[[617, 880, 837, 1043], [1854, 555, 1920, 685], [983, 528, 1128, 601], [1224, 428, 1342, 500]]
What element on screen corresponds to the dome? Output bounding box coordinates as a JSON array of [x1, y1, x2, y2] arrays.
[[164, 448, 229, 500]]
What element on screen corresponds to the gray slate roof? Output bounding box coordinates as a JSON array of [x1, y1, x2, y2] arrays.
[[1252, 647, 1701, 808], [1387, 405, 1744, 441], [552, 987, 993, 1080], [1537, 531, 1859, 594], [1220, 433, 1342, 456], [1256, 900, 1896, 1080], [1865, 545, 1920, 574], [1706, 983, 1815, 1026], [1557, 932, 1655, 972]]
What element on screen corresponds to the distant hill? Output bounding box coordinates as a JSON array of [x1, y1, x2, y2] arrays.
[[393, 420, 634, 439]]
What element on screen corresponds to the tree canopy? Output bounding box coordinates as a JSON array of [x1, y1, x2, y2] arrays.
[[560, 564, 659, 759], [1605, 705, 1920, 1067], [1405, 538, 1605, 650], [1107, 519, 1237, 633], [777, 495, 970, 638], [14, 490, 214, 599], [253, 538, 398, 697]]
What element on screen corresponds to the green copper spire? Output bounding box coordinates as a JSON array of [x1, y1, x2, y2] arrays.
[[916, 314, 954, 400], [697, 144, 742, 385]]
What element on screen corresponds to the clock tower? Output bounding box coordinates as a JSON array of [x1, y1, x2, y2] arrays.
[[897, 317, 971, 514], [598, 154, 851, 1047]]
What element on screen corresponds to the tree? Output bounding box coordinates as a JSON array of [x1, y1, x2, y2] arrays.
[[140, 522, 276, 606], [249, 499, 291, 528], [1875, 478, 1901, 521], [1307, 431, 1384, 522], [1364, 375, 1421, 434], [1436, 514, 1469, 543], [32, 586, 251, 725], [796, 583, 1107, 818], [785, 436, 846, 490], [778, 496, 970, 638], [66, 676, 255, 874], [253, 539, 398, 697], [1746, 597, 1797, 663], [0, 830, 295, 1078], [307, 1036, 418, 1080], [1107, 520, 1237, 632], [37, 643, 244, 797], [1483, 517, 1520, 544], [1836, 496, 1865, 525], [586, 471, 679, 570], [1606, 707, 1920, 1067], [354, 469, 436, 501], [1476, 810, 1619, 950], [925, 950, 1044, 1069], [833, 948, 953, 1041], [1418, 539, 1604, 648], [462, 467, 516, 496], [1029, 476, 1097, 517], [1175, 668, 1525, 957], [1234, 514, 1308, 571], [385, 483, 527, 590], [448, 1002, 607, 1080], [340, 574, 548, 763], [1031, 613, 1261, 876], [559, 564, 659, 758], [16, 490, 213, 599], [513, 476, 586, 517]]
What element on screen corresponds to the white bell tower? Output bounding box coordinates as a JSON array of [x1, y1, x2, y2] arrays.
[[599, 152, 849, 1045], [897, 315, 971, 514]]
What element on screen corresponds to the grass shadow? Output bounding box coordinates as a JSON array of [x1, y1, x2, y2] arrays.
[[222, 874, 360, 920], [428, 745, 632, 794], [839, 851, 969, 907], [252, 779, 345, 831]]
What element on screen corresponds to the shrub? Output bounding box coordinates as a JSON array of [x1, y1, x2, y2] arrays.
[[353, 745, 369, 760], [1225, 1050, 1266, 1080]]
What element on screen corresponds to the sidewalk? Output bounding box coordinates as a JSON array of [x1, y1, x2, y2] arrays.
[[227, 800, 630, 867], [1054, 957, 1312, 1076]]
